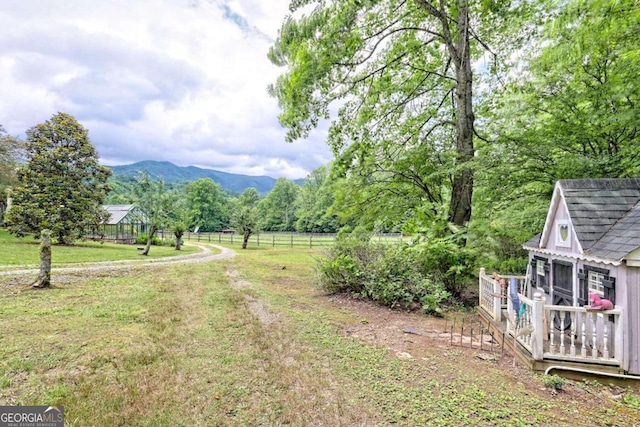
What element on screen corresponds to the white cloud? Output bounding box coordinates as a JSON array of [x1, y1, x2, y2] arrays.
[[0, 0, 332, 179]]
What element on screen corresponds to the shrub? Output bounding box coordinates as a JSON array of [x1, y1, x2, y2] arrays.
[[316, 234, 450, 313], [542, 374, 566, 391], [135, 234, 162, 246]]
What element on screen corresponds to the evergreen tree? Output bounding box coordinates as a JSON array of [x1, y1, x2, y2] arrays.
[[5, 113, 111, 244]]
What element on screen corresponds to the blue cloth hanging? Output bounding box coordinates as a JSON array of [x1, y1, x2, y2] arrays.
[[510, 277, 520, 320]]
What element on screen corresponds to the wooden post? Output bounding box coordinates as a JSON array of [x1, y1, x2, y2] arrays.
[[614, 310, 623, 363], [531, 292, 545, 360]]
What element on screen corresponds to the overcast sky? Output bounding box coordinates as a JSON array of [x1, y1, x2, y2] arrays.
[[0, 0, 333, 179]]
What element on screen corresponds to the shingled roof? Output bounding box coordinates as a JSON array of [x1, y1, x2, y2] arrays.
[[527, 178, 640, 261]]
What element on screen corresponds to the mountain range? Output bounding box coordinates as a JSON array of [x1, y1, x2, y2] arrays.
[[106, 160, 305, 194]]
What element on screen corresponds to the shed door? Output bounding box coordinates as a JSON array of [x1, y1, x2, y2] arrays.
[[552, 261, 573, 330]]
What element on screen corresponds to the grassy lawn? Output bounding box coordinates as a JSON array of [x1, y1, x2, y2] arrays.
[[0, 242, 638, 426], [0, 229, 199, 268]]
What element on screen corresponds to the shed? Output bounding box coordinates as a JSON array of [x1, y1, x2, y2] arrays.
[[523, 178, 640, 375], [478, 178, 640, 376]]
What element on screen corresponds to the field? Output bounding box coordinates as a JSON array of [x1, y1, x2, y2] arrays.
[[0, 229, 199, 269], [0, 238, 639, 426]]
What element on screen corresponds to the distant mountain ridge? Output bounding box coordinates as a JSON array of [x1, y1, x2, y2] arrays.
[[106, 160, 304, 194]]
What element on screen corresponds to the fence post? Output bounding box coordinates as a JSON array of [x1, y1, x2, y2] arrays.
[[531, 292, 545, 360], [310, 234, 312, 248], [491, 270, 502, 322], [257, 233, 260, 247], [272, 235, 275, 247], [291, 234, 293, 248], [219, 233, 221, 243]]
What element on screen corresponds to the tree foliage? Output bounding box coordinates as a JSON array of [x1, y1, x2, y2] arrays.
[[5, 113, 111, 244], [295, 165, 340, 232], [268, 0, 539, 227], [185, 178, 230, 232], [472, 0, 640, 267], [133, 172, 171, 255], [0, 125, 24, 222], [231, 188, 261, 249], [259, 177, 300, 231]]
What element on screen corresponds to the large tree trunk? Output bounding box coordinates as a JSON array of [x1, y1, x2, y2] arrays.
[[142, 225, 156, 256], [449, 0, 474, 226], [34, 229, 51, 288], [242, 230, 251, 249], [174, 231, 183, 250]]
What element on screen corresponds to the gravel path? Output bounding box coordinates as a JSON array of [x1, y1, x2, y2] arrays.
[[0, 243, 236, 277]]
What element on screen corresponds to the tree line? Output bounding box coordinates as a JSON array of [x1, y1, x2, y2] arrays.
[[0, 112, 341, 254]]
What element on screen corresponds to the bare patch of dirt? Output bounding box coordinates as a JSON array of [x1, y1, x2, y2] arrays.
[[226, 268, 278, 326], [246, 296, 279, 326], [225, 269, 250, 290]]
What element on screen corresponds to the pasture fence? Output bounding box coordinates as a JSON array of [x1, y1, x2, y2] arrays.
[[165, 231, 407, 248]]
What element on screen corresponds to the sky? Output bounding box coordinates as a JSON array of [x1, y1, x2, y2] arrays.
[[0, 0, 333, 179]]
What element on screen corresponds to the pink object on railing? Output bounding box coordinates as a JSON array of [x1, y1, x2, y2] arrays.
[[588, 292, 614, 310]]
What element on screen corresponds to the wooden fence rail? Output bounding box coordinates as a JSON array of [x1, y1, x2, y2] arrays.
[[168, 231, 406, 248]]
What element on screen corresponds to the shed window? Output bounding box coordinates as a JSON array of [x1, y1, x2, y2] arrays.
[[531, 256, 549, 293], [578, 266, 616, 306], [537, 260, 546, 277], [587, 270, 605, 296]]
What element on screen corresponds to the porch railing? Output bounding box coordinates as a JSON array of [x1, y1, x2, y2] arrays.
[[544, 305, 622, 365], [479, 268, 503, 322], [479, 268, 623, 367]]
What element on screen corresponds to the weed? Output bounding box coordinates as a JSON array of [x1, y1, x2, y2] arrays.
[[0, 374, 12, 388], [542, 374, 566, 391], [623, 392, 640, 410]]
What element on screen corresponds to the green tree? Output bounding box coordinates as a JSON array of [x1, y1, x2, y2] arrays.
[[259, 177, 300, 231], [268, 0, 538, 227], [133, 172, 171, 256], [238, 187, 261, 207], [0, 125, 24, 223], [231, 188, 260, 249], [295, 165, 340, 232], [185, 178, 229, 232], [168, 192, 190, 250], [5, 113, 111, 244]]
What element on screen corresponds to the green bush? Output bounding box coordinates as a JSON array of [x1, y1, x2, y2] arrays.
[[316, 234, 450, 314], [542, 374, 566, 391], [135, 234, 162, 246]]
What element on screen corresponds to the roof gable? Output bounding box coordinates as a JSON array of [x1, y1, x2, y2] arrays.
[[561, 179, 640, 253], [102, 204, 142, 225], [528, 179, 640, 262]]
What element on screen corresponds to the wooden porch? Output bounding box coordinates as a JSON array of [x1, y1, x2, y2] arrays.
[[478, 268, 625, 375]]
